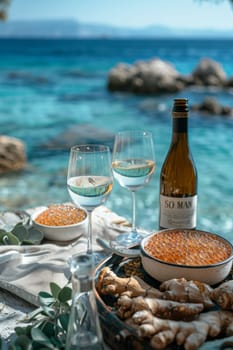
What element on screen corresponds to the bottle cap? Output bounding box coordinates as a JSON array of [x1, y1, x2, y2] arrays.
[[173, 98, 189, 113]]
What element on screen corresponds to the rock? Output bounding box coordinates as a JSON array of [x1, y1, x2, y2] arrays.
[[191, 97, 233, 116], [226, 76, 233, 88], [0, 136, 27, 174], [177, 74, 196, 86], [42, 124, 115, 150], [107, 57, 230, 95], [192, 58, 227, 86], [107, 63, 134, 91], [108, 58, 184, 94]]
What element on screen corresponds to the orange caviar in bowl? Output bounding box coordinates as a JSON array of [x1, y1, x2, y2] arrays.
[[144, 230, 232, 266], [141, 229, 233, 285], [34, 204, 86, 227]]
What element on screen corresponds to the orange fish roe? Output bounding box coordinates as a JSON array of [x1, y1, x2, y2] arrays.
[[35, 204, 86, 226], [145, 230, 232, 266]]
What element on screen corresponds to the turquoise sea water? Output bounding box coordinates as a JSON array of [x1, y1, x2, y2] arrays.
[[1, 38, 233, 242]]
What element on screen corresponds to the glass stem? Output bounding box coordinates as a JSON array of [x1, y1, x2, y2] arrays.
[[87, 210, 93, 255], [131, 190, 137, 233]]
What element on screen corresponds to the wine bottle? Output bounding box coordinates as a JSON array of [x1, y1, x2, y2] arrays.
[[159, 98, 197, 229]]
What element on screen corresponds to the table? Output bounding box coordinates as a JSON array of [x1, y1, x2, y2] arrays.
[[0, 288, 34, 348], [1, 207, 233, 350]]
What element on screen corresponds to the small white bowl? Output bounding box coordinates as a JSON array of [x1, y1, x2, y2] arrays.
[[32, 205, 88, 242], [141, 229, 233, 285]]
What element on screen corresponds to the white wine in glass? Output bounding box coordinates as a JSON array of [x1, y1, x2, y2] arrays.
[[112, 130, 155, 245], [67, 145, 113, 257]]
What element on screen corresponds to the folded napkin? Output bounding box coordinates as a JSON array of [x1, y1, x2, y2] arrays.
[[0, 206, 130, 306]]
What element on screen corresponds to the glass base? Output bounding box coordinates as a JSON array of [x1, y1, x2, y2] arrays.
[[86, 250, 108, 266], [114, 231, 145, 247]]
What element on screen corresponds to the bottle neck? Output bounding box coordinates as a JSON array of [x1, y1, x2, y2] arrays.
[[172, 113, 188, 143], [72, 275, 92, 294]]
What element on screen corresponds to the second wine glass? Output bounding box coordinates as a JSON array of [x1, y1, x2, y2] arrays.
[[112, 130, 156, 246], [67, 145, 113, 258]]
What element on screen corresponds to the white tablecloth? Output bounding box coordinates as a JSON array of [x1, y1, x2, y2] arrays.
[[0, 206, 130, 305]]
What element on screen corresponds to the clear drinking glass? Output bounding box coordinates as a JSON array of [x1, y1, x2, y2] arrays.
[[67, 145, 113, 257], [112, 130, 155, 245]]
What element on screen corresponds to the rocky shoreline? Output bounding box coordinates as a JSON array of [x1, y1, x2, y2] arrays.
[[107, 57, 233, 94], [107, 57, 233, 117]]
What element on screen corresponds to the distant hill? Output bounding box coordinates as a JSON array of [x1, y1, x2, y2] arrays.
[[0, 19, 232, 38]]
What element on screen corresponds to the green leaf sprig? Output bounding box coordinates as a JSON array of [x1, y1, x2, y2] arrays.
[[3, 282, 72, 350], [0, 221, 44, 246]]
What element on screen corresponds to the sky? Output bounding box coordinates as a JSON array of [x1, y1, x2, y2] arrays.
[[7, 0, 233, 30]]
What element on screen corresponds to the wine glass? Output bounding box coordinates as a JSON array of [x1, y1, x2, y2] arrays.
[[112, 130, 155, 246], [67, 145, 113, 258]]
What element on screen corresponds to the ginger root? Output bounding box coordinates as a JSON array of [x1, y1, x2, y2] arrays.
[[160, 277, 214, 309], [130, 309, 233, 350], [96, 266, 233, 349], [96, 266, 162, 298], [211, 280, 233, 310], [117, 294, 204, 321], [97, 267, 213, 308]]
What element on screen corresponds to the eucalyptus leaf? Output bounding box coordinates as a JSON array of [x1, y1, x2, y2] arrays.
[[14, 327, 28, 336], [0, 216, 44, 246], [38, 291, 55, 305], [0, 282, 72, 350], [12, 223, 29, 241], [58, 286, 72, 303], [26, 227, 44, 245], [50, 282, 61, 299], [41, 305, 56, 318], [39, 322, 55, 337], [14, 329, 25, 337], [26, 307, 44, 322], [59, 314, 69, 332], [0, 231, 20, 245], [31, 328, 55, 350]]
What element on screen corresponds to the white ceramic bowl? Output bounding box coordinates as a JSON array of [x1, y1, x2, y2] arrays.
[[32, 205, 88, 242], [141, 229, 233, 285]]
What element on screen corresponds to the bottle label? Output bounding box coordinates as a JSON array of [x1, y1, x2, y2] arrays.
[[159, 194, 197, 229]]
